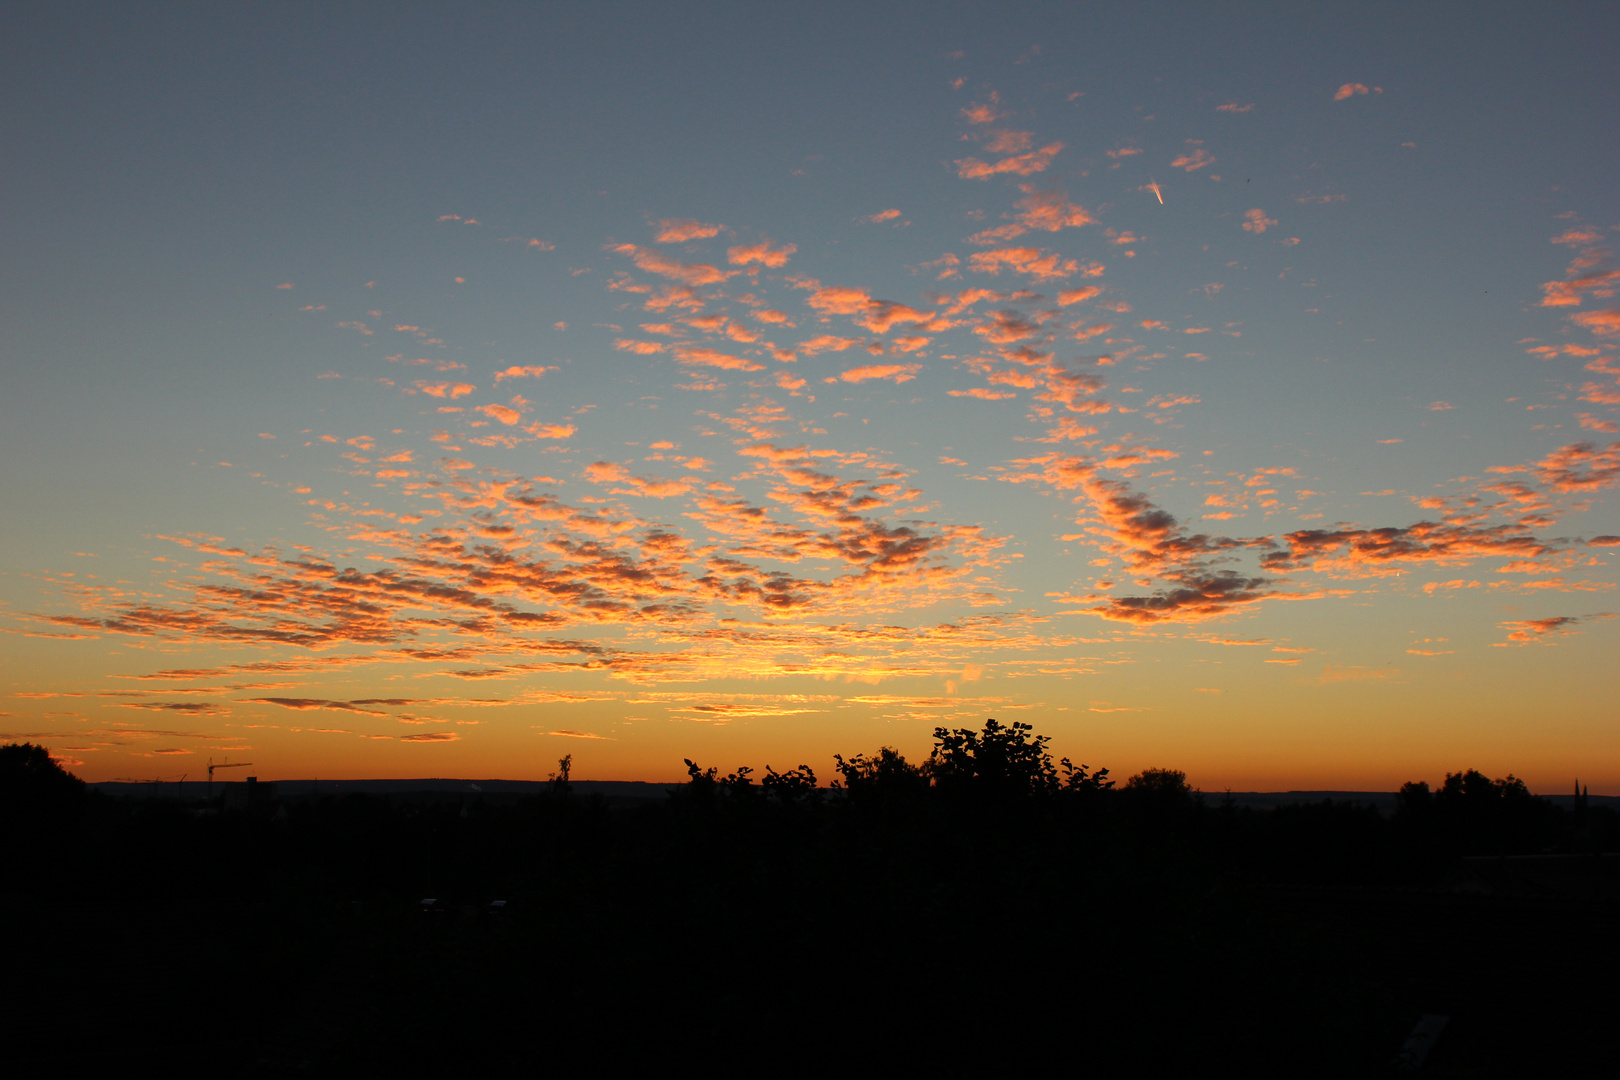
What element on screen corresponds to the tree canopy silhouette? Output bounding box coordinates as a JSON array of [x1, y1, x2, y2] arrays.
[[0, 742, 85, 812], [928, 717, 1059, 799]]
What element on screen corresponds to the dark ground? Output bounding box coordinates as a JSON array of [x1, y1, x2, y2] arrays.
[[5, 735, 1617, 1077]]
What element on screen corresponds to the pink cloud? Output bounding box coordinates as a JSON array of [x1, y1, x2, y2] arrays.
[[866, 209, 902, 224], [672, 346, 764, 372], [477, 402, 524, 426], [494, 365, 554, 383], [830, 364, 923, 384], [797, 335, 864, 355], [969, 186, 1094, 243], [856, 301, 936, 334], [1171, 147, 1215, 172], [524, 422, 576, 440], [961, 100, 1002, 124], [1498, 616, 1582, 645], [804, 286, 937, 334], [1532, 440, 1620, 492], [1540, 272, 1620, 308], [948, 388, 1016, 400], [1241, 209, 1277, 234], [984, 130, 1033, 154], [968, 247, 1079, 282], [806, 285, 873, 315], [656, 219, 723, 242], [1579, 414, 1619, 433], [584, 461, 692, 498], [1333, 83, 1381, 100], [956, 143, 1064, 180], [415, 381, 477, 398], [608, 244, 737, 286], [728, 241, 797, 267], [1572, 309, 1620, 335]]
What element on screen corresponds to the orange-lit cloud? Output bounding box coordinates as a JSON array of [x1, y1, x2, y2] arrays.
[[1571, 309, 1620, 335], [797, 335, 864, 355], [968, 248, 1079, 282], [1332, 83, 1381, 100], [471, 398, 525, 426], [961, 99, 1002, 124], [1171, 147, 1215, 171], [728, 241, 797, 267], [829, 364, 923, 384], [416, 381, 477, 398], [655, 219, 723, 242], [1264, 521, 1547, 574], [608, 244, 737, 286], [1497, 616, 1583, 645], [1530, 440, 1620, 492], [956, 143, 1064, 180], [969, 186, 1094, 243], [672, 346, 764, 372], [494, 365, 555, 383], [1241, 209, 1277, 234]]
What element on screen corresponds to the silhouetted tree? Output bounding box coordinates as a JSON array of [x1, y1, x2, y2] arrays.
[[548, 754, 572, 797], [831, 747, 929, 799], [1396, 768, 1557, 855], [0, 742, 85, 814], [1059, 757, 1114, 795], [761, 764, 818, 806], [1119, 767, 1196, 839], [1123, 767, 1192, 802], [1396, 779, 1433, 815], [929, 718, 1058, 799]]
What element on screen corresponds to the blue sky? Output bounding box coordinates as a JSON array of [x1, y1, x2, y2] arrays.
[[3, 2, 1617, 789]]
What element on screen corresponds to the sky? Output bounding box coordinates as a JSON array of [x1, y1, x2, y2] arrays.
[[3, 2, 1618, 792]]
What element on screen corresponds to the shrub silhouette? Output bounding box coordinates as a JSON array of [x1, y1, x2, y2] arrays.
[[1059, 756, 1114, 794], [928, 717, 1059, 799], [831, 746, 929, 799]]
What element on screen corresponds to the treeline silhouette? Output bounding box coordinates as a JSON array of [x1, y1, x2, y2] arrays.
[[3, 724, 1616, 1076]]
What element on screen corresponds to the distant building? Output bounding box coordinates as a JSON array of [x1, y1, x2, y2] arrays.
[[223, 776, 276, 811]]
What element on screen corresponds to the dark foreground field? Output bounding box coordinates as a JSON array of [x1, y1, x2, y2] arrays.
[[4, 726, 1617, 1077]]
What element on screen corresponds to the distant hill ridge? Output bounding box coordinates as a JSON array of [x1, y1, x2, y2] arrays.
[[86, 778, 1619, 811]]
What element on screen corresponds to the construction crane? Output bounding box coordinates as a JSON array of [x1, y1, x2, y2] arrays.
[[207, 757, 253, 798]]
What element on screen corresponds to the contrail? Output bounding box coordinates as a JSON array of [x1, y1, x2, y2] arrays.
[[1149, 179, 1164, 204]]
